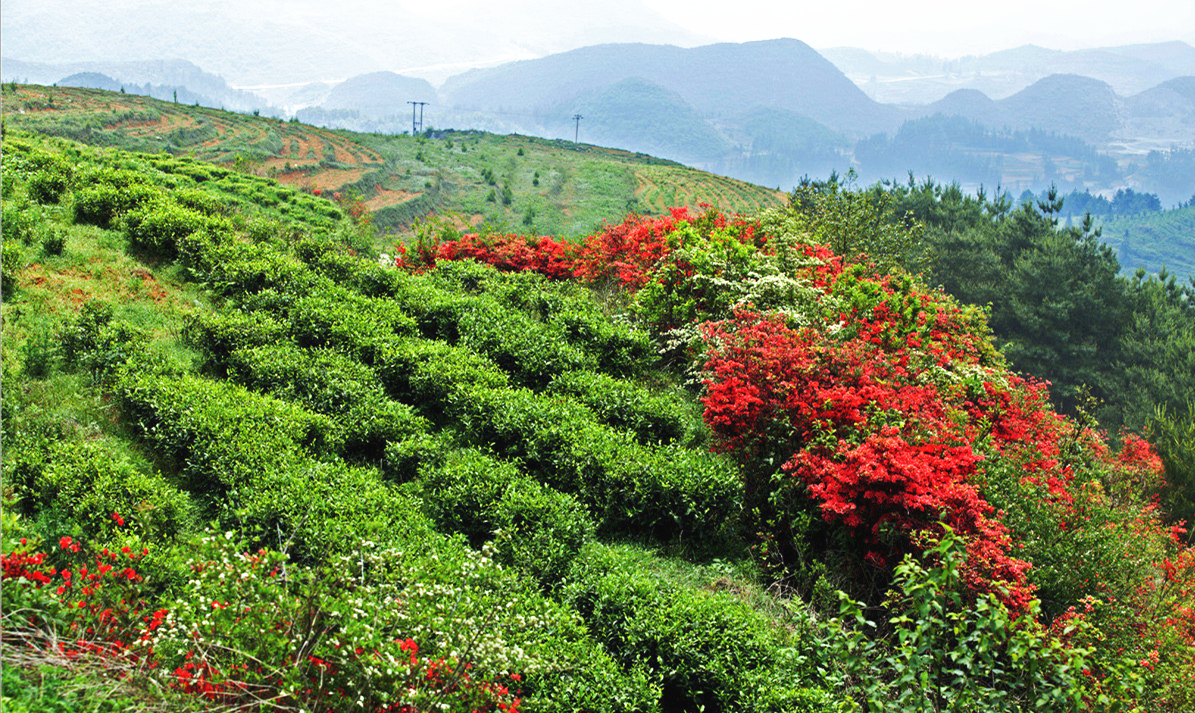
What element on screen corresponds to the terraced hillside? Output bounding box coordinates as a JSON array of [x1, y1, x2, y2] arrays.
[[1, 84, 785, 239]]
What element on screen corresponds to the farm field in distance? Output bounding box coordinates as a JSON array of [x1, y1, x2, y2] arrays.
[[1, 84, 785, 240]]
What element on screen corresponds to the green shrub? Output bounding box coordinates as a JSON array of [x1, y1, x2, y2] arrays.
[[58, 302, 147, 384], [116, 372, 339, 498], [19, 331, 56, 379], [553, 307, 657, 376], [13, 439, 193, 542], [182, 310, 289, 375], [827, 530, 1132, 712], [419, 447, 595, 587], [2, 197, 40, 246], [340, 397, 430, 463], [122, 200, 214, 258], [40, 224, 67, 256], [564, 544, 833, 713], [172, 187, 227, 216], [548, 369, 691, 444], [453, 386, 742, 540], [457, 299, 595, 388], [226, 343, 380, 413], [2, 239, 23, 298], [376, 338, 509, 413], [420, 448, 524, 545], [302, 245, 404, 298], [28, 165, 72, 204], [381, 432, 451, 483], [394, 279, 595, 388], [197, 240, 317, 297], [492, 477, 594, 587], [285, 289, 417, 365], [73, 182, 162, 228]]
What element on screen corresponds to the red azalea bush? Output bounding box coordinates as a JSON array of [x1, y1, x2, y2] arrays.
[[402, 232, 579, 280], [700, 308, 1034, 612]]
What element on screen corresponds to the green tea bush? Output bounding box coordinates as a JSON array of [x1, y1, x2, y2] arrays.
[[195, 240, 317, 298], [2, 239, 23, 299], [457, 299, 596, 388], [563, 544, 834, 713], [548, 369, 691, 444], [12, 439, 193, 542], [299, 242, 404, 298], [225, 343, 380, 414], [182, 310, 289, 375], [376, 338, 509, 414], [492, 477, 594, 587], [285, 289, 417, 365], [340, 397, 430, 463], [421, 448, 524, 545], [419, 448, 595, 586], [226, 340, 432, 463], [381, 431, 452, 483], [40, 224, 67, 257], [122, 200, 212, 258], [116, 371, 339, 497], [2, 197, 41, 246], [58, 302, 148, 384], [453, 386, 741, 539], [553, 307, 657, 377], [394, 281, 596, 387], [27, 165, 73, 204], [171, 187, 228, 216], [73, 181, 163, 228]]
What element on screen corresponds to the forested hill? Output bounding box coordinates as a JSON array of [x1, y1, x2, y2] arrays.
[[440, 39, 900, 136], [3, 125, 1195, 711]]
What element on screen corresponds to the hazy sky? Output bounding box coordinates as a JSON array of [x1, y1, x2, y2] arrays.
[[640, 0, 1195, 56]]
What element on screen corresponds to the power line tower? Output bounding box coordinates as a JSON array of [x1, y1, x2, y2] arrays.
[[572, 113, 583, 143], [408, 101, 429, 135]]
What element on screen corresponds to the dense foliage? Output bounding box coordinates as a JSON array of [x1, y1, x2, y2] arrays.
[[3, 129, 1195, 712]]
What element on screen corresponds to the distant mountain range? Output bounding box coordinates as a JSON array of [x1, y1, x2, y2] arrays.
[[4, 29, 1192, 204], [821, 41, 1195, 104], [1, 58, 267, 112]]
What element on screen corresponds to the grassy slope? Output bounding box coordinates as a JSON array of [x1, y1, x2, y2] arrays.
[[0, 84, 785, 240], [0, 130, 827, 712]]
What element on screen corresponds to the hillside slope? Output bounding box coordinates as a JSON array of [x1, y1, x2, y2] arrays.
[[3, 130, 1192, 711], [0, 84, 784, 238]]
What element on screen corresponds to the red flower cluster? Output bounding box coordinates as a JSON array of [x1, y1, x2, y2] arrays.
[[701, 308, 1035, 611], [395, 206, 762, 295], [2, 533, 524, 713], [403, 232, 578, 279]]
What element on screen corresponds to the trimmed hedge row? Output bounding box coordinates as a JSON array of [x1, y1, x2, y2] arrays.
[[563, 545, 835, 713], [7, 437, 194, 542], [548, 369, 694, 445], [372, 337, 740, 539], [295, 236, 404, 298], [123, 199, 230, 258], [453, 386, 740, 540], [182, 310, 290, 375], [420, 448, 594, 587], [226, 343, 430, 464], [116, 370, 339, 498], [112, 369, 658, 711], [396, 261, 656, 382], [74, 181, 164, 228]]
